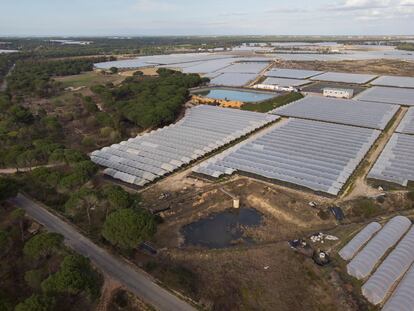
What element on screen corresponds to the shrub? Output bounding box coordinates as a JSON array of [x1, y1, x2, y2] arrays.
[[23, 232, 64, 260], [102, 208, 156, 250]]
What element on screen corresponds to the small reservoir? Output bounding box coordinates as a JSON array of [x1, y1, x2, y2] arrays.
[[182, 207, 263, 249], [193, 88, 277, 103]]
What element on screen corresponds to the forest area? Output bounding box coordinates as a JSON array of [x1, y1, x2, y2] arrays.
[[0, 39, 210, 310]]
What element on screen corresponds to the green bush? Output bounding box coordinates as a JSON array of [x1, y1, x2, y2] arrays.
[[102, 208, 156, 250], [23, 232, 64, 260], [351, 199, 379, 219], [14, 294, 55, 311], [41, 254, 100, 298], [25, 269, 46, 290]]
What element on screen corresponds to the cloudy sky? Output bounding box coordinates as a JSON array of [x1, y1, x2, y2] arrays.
[[1, 0, 414, 36]]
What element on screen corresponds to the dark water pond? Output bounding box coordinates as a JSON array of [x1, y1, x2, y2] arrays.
[[182, 207, 263, 249]]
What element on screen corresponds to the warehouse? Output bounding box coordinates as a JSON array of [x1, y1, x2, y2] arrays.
[[368, 133, 414, 186], [323, 87, 354, 99], [193, 118, 380, 196], [270, 95, 399, 130], [347, 216, 411, 279], [355, 86, 414, 106], [91, 105, 278, 187]]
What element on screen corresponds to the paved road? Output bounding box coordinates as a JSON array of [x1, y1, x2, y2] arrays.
[[9, 194, 196, 311]]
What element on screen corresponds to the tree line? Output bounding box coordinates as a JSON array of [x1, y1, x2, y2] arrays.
[[92, 68, 209, 129], [6, 56, 113, 98]]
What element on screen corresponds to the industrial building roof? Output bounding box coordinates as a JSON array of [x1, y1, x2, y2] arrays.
[[311, 72, 377, 84], [355, 86, 414, 106], [270, 95, 398, 129], [368, 133, 414, 186], [265, 68, 324, 79], [371, 75, 414, 88], [90, 105, 278, 187], [193, 118, 380, 195]]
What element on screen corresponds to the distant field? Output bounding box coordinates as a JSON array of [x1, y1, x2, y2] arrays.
[[54, 71, 125, 88]]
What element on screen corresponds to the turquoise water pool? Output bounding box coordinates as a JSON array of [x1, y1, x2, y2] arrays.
[[195, 88, 276, 103]]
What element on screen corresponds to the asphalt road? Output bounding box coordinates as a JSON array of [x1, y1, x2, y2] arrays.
[[9, 194, 196, 311]]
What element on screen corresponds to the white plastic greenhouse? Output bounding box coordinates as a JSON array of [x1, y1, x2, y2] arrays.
[[347, 216, 412, 279], [338, 222, 382, 261], [382, 263, 414, 311], [362, 226, 414, 305]]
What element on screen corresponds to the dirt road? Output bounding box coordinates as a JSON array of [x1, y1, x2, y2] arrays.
[[0, 164, 61, 175], [341, 106, 408, 201]]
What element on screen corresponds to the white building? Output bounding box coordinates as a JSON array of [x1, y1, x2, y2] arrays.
[[323, 88, 354, 99], [254, 84, 297, 92]]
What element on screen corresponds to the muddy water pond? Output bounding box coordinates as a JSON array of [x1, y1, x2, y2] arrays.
[[182, 208, 263, 249]]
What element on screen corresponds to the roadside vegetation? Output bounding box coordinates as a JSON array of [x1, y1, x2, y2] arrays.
[[0, 190, 102, 311], [242, 92, 303, 112]]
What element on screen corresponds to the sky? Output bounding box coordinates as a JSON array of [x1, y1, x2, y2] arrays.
[[1, 0, 414, 36]]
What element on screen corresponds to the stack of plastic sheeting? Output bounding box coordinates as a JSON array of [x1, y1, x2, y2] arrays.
[[347, 216, 412, 279], [271, 95, 399, 130], [368, 133, 414, 186], [362, 226, 414, 305], [193, 118, 380, 196], [397, 107, 414, 135], [91, 105, 278, 187], [338, 222, 382, 261], [382, 263, 414, 311]]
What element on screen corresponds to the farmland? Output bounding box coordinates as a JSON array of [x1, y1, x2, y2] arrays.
[[2, 35, 414, 311]]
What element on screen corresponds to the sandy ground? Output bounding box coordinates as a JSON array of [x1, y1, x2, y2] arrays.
[[96, 277, 122, 311], [119, 68, 159, 76]]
